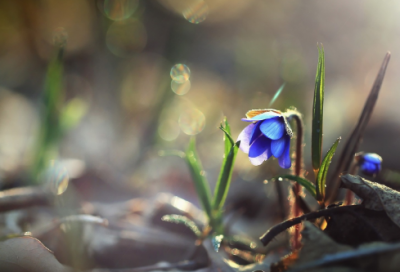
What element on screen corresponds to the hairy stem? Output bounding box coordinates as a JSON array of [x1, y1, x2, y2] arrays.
[[286, 111, 304, 250]]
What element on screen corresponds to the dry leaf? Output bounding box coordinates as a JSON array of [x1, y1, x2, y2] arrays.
[[0, 237, 72, 272], [341, 174, 400, 227]]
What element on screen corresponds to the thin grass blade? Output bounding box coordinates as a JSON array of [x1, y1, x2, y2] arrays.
[[316, 137, 340, 201], [273, 175, 316, 199], [31, 41, 66, 180], [161, 214, 201, 238], [185, 138, 213, 220], [326, 52, 391, 204], [268, 83, 286, 107], [311, 45, 325, 172], [212, 140, 240, 211]]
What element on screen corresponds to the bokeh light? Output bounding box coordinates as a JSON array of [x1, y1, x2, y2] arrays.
[[171, 80, 191, 95], [158, 119, 180, 141], [170, 64, 191, 83], [106, 19, 147, 57], [103, 0, 139, 21], [182, 0, 209, 24], [43, 161, 70, 196], [178, 108, 205, 135]]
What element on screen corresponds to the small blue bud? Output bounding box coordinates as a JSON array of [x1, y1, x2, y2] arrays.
[[355, 152, 382, 176]]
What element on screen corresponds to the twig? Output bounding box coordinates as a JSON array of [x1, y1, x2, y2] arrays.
[[288, 242, 400, 272], [0, 186, 53, 213]]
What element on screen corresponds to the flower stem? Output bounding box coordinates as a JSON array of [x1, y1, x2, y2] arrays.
[[286, 111, 304, 250]]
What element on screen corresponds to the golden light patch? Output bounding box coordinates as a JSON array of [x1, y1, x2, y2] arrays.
[[245, 109, 281, 119]]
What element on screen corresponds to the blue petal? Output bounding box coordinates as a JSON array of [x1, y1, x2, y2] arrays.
[[249, 138, 272, 166], [260, 117, 285, 140], [237, 123, 256, 154], [271, 136, 287, 157], [363, 153, 382, 164], [361, 161, 379, 175], [241, 111, 282, 122], [278, 136, 291, 169], [249, 136, 271, 158], [249, 121, 262, 145]]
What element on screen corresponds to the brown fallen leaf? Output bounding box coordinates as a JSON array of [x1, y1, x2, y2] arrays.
[[274, 222, 357, 272], [0, 236, 72, 272], [341, 174, 400, 228]]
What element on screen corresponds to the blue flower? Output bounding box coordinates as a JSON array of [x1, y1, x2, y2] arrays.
[[356, 152, 382, 175], [237, 109, 292, 168]]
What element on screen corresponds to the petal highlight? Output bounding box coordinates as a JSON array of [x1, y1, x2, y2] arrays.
[[271, 136, 287, 158], [363, 153, 382, 164], [260, 117, 285, 140], [237, 123, 256, 154]]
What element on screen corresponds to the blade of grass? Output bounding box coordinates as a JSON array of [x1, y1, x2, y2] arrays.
[[273, 175, 316, 199], [31, 42, 65, 180], [326, 52, 391, 204], [316, 138, 340, 201], [311, 44, 325, 172], [212, 140, 240, 211], [268, 83, 286, 107], [161, 214, 201, 238], [185, 138, 213, 221]]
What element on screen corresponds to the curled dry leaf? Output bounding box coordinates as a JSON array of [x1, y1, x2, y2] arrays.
[[341, 174, 400, 228], [0, 236, 71, 272]]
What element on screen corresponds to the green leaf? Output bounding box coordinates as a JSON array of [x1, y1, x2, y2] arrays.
[[212, 140, 240, 212], [311, 44, 325, 172], [273, 175, 317, 199], [185, 138, 213, 221], [220, 118, 234, 158], [212, 234, 224, 252], [316, 137, 340, 201], [161, 214, 202, 238]]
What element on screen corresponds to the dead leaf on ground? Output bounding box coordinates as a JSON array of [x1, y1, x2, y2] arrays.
[[0, 236, 72, 272], [341, 174, 400, 228]]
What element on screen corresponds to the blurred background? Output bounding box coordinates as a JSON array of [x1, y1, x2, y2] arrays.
[[0, 0, 399, 205]]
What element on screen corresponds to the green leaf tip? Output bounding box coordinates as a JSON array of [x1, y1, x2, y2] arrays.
[[316, 137, 340, 201], [312, 44, 325, 172], [219, 118, 234, 157], [273, 174, 317, 199]]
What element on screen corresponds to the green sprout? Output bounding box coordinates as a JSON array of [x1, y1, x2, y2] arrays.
[[31, 30, 87, 183], [273, 45, 340, 205], [161, 118, 240, 245]]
